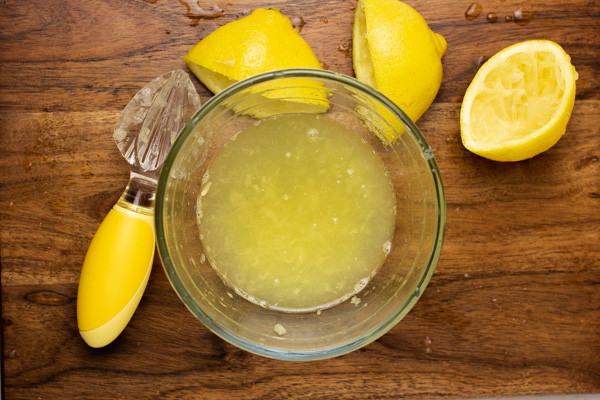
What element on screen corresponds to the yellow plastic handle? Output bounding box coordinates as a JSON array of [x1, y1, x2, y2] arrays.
[[77, 203, 155, 348]]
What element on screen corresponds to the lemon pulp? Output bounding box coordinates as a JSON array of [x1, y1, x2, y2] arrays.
[[197, 115, 396, 312], [469, 51, 565, 144]]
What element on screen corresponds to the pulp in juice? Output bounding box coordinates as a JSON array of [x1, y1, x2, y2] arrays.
[[197, 114, 396, 312]]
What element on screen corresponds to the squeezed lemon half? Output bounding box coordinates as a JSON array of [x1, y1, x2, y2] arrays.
[[184, 8, 328, 118], [352, 0, 447, 122], [460, 40, 578, 162], [184, 8, 322, 94]]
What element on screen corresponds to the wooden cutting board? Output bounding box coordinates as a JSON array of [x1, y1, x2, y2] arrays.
[[1, 0, 598, 398]]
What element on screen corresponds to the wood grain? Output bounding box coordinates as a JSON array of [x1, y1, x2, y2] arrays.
[[1, 0, 599, 399]]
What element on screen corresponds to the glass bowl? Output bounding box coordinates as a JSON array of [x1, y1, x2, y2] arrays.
[[155, 69, 445, 361]]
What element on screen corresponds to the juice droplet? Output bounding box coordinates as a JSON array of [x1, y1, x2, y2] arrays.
[[513, 7, 534, 25], [291, 16, 306, 33], [486, 12, 498, 23], [321, 62, 330, 70], [319, 17, 329, 23], [464, 3, 482, 20], [505, 15, 513, 22], [337, 43, 351, 58], [180, 0, 224, 26], [477, 55, 485, 66]]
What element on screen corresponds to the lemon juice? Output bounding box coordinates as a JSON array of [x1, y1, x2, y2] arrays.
[[197, 114, 396, 312]]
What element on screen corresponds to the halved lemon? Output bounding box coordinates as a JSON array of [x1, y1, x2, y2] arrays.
[[184, 8, 328, 117], [184, 8, 323, 94], [352, 0, 447, 123], [460, 40, 578, 162]]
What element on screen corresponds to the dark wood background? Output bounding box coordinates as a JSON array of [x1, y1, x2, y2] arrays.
[[1, 0, 599, 398]]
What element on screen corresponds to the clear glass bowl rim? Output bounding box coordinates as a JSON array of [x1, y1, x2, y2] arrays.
[[155, 68, 446, 361]]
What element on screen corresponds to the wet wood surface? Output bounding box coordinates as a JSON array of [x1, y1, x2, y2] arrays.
[[1, 0, 599, 398]]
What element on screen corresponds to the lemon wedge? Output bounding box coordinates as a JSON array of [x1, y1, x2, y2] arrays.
[[460, 40, 578, 162], [184, 8, 322, 94], [352, 0, 447, 122]]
